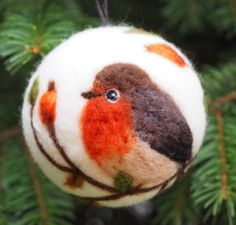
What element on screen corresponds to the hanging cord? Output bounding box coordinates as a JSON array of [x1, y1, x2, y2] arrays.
[[95, 0, 109, 26]]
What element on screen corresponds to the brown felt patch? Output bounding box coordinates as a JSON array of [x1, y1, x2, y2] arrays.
[[64, 174, 84, 189], [90, 200, 101, 207], [94, 63, 193, 164], [146, 44, 186, 67]]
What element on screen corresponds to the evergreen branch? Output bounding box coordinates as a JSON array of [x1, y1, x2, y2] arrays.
[[215, 110, 228, 200], [0, 0, 99, 74], [0, 0, 6, 13], [209, 0, 236, 38], [191, 60, 236, 224], [0, 125, 21, 141], [211, 96, 235, 206], [191, 112, 236, 224], [152, 175, 198, 225], [0, 143, 7, 225], [213, 91, 236, 107], [0, 136, 76, 225], [202, 61, 236, 99], [160, 0, 208, 34], [0, 0, 78, 73], [22, 141, 49, 225], [229, 0, 236, 23]]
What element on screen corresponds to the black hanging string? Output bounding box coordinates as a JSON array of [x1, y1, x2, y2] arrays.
[[95, 0, 109, 26]]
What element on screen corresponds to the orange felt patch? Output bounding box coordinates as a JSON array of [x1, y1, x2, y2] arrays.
[[81, 96, 136, 164], [39, 81, 56, 126], [146, 43, 186, 67]]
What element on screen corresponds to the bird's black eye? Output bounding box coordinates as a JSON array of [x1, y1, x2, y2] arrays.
[[105, 89, 120, 103]]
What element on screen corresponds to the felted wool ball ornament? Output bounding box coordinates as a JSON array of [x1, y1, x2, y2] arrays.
[[22, 26, 206, 208]]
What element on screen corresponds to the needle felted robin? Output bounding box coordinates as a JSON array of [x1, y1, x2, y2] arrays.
[[81, 63, 192, 189], [22, 26, 206, 207]]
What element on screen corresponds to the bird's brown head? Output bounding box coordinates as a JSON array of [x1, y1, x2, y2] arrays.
[[81, 63, 193, 166]]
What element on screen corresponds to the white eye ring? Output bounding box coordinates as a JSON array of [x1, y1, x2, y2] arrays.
[[105, 89, 120, 103]]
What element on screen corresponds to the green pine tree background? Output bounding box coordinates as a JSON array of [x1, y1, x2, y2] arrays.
[[0, 0, 236, 224]]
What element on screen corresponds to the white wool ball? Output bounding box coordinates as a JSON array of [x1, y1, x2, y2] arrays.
[[22, 26, 206, 207]]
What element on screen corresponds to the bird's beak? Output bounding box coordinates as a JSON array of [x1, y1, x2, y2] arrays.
[[81, 91, 101, 99]]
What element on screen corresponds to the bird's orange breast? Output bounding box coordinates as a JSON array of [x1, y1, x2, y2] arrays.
[[80, 96, 136, 164]]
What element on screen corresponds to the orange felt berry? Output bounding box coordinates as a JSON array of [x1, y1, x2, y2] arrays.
[[39, 81, 56, 126], [146, 43, 186, 67]]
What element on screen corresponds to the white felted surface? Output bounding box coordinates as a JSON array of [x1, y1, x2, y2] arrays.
[[22, 26, 206, 207]]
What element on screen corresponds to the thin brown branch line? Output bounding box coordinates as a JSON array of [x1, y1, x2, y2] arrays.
[[30, 106, 74, 173], [213, 91, 236, 106], [30, 104, 120, 193], [48, 125, 80, 172], [215, 110, 228, 200], [0, 125, 21, 141], [50, 120, 174, 195], [48, 124, 126, 193], [22, 140, 49, 225], [50, 118, 186, 195], [81, 169, 180, 202], [31, 102, 185, 199]]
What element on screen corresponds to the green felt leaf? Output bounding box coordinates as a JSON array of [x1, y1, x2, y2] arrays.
[[28, 77, 39, 105], [114, 171, 133, 192]]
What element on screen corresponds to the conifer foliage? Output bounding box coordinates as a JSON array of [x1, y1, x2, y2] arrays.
[[0, 0, 236, 225]]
